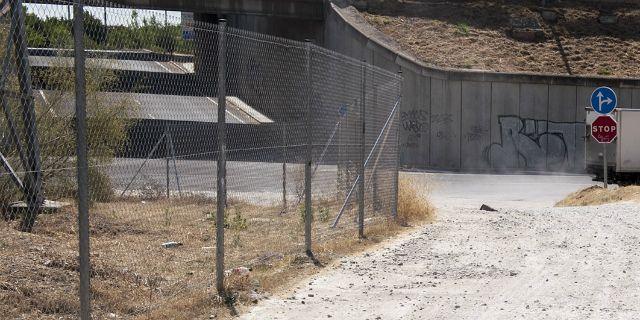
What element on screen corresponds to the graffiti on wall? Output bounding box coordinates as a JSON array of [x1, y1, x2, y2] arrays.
[[401, 109, 429, 134], [484, 115, 584, 171], [401, 109, 458, 149], [400, 109, 429, 149], [464, 125, 489, 142]]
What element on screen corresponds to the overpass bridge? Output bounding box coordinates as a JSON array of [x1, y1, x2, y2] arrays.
[[21, 0, 640, 173]]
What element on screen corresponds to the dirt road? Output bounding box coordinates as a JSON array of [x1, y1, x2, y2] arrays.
[[242, 173, 640, 319]]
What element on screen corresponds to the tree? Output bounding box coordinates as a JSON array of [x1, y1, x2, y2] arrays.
[[156, 27, 177, 55]]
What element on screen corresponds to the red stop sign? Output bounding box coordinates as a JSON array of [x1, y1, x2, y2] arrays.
[[591, 115, 617, 143]]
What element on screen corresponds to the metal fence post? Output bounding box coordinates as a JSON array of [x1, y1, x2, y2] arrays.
[[372, 84, 380, 211], [165, 122, 170, 198], [11, 0, 43, 232], [216, 19, 227, 295], [282, 123, 287, 213], [73, 1, 91, 318], [304, 40, 313, 256], [392, 71, 402, 219], [358, 62, 366, 239]]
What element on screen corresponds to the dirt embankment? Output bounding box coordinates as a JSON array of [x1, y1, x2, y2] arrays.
[[556, 185, 640, 207], [362, 0, 640, 77]]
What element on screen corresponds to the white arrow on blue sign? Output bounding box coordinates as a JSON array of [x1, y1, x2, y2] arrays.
[[590, 86, 617, 115]]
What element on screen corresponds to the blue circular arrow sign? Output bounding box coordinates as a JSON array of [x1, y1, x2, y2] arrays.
[[590, 86, 617, 115]]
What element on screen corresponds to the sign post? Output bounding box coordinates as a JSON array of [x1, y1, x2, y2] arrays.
[[590, 86, 618, 189]]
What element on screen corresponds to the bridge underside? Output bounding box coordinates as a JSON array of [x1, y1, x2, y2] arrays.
[[109, 0, 325, 20]]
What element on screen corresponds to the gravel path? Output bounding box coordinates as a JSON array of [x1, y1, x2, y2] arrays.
[[241, 175, 640, 319]]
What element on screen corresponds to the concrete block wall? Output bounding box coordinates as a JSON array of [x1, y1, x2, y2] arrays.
[[325, 3, 640, 173]]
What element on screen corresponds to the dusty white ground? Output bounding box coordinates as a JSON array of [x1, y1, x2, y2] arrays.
[[241, 173, 640, 319]]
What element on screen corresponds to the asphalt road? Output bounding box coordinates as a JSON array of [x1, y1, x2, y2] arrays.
[[107, 158, 340, 204], [421, 172, 594, 209], [241, 172, 640, 319]]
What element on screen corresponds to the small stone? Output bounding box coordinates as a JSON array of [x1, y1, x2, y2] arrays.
[[161, 241, 182, 249], [249, 291, 262, 303], [480, 204, 497, 212]]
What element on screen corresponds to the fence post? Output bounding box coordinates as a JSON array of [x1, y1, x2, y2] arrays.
[[11, 0, 43, 232], [72, 1, 91, 318], [372, 84, 380, 211], [358, 62, 366, 238], [392, 71, 402, 219], [304, 40, 313, 256], [216, 19, 227, 295], [165, 122, 170, 198], [282, 123, 287, 213]]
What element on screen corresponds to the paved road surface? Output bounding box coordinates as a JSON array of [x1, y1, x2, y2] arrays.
[[241, 172, 640, 319], [107, 158, 340, 204], [423, 172, 594, 208]]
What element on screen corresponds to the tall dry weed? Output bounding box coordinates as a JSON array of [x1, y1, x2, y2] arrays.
[[397, 176, 435, 225]]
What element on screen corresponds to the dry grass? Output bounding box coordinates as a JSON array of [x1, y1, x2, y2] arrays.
[[0, 180, 434, 319], [556, 185, 640, 207], [362, 1, 640, 77], [397, 176, 436, 225]]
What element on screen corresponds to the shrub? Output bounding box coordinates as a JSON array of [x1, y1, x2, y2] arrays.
[[455, 22, 470, 36], [230, 208, 248, 230], [0, 23, 133, 231], [396, 176, 434, 225]]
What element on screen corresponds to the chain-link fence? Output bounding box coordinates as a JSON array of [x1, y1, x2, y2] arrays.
[[0, 0, 401, 318]]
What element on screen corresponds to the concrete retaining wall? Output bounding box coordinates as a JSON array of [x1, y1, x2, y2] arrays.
[[324, 3, 640, 172]]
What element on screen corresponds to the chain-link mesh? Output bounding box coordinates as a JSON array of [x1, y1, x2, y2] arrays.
[[0, 0, 401, 318]]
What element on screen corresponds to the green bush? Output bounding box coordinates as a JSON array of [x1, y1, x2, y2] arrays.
[[230, 209, 248, 230]]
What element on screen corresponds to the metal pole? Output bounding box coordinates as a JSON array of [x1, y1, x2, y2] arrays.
[[11, 0, 43, 232], [215, 19, 227, 295], [1, 20, 29, 176], [603, 143, 608, 189], [358, 62, 366, 239], [119, 133, 165, 197], [282, 123, 287, 213], [392, 71, 402, 219], [0, 151, 24, 191], [165, 123, 170, 198], [73, 0, 91, 318], [304, 40, 313, 256], [372, 85, 379, 211], [167, 128, 182, 196]]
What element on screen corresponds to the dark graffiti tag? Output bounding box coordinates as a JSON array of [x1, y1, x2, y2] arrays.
[[465, 125, 488, 142], [484, 115, 584, 171], [401, 109, 429, 134], [431, 113, 453, 125], [435, 130, 455, 141]]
